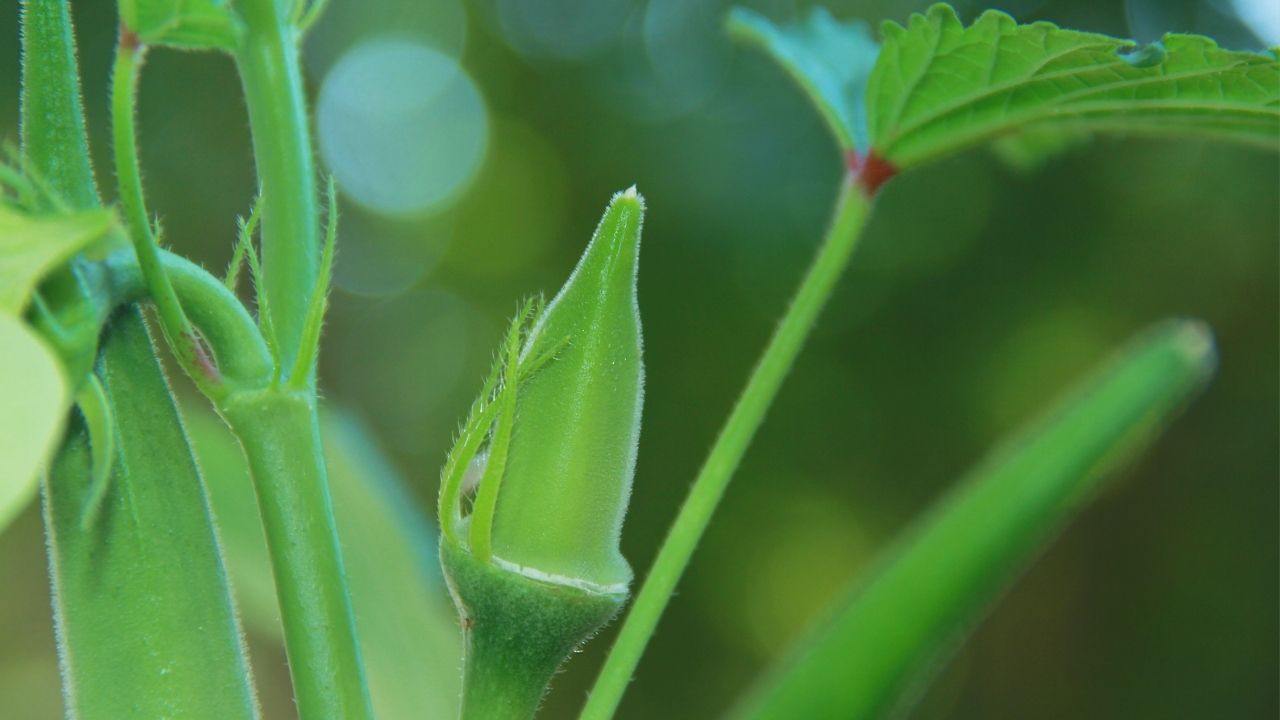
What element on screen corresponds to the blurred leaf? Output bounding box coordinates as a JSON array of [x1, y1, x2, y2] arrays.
[[0, 314, 67, 534], [45, 311, 259, 720], [120, 0, 242, 51], [0, 206, 113, 314], [188, 403, 462, 719], [728, 7, 880, 153], [868, 4, 1280, 168], [734, 320, 1216, 720], [988, 126, 1091, 172]]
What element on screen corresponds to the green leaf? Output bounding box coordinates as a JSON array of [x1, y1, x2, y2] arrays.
[[731, 3, 1280, 169], [121, 0, 242, 51], [734, 319, 1216, 720], [0, 206, 113, 314], [0, 313, 67, 535], [729, 7, 880, 152], [45, 311, 259, 720], [187, 405, 462, 719], [868, 4, 1280, 167]]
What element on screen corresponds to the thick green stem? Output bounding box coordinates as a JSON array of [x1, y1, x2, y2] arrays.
[[581, 177, 872, 719], [442, 543, 625, 720], [228, 4, 368, 716], [234, 0, 318, 378], [460, 650, 546, 720], [221, 390, 372, 720]]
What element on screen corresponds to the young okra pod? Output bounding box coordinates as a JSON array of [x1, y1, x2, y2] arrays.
[[438, 187, 645, 719]]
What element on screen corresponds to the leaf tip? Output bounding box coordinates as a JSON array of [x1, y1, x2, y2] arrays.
[[924, 3, 961, 30], [725, 6, 761, 36], [1167, 318, 1217, 378]]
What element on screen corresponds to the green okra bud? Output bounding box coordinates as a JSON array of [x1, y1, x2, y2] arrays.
[[438, 187, 645, 718], [489, 189, 644, 589]]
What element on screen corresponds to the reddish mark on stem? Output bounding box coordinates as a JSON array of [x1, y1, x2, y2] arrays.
[[119, 24, 141, 52], [846, 150, 898, 197], [183, 331, 222, 385]]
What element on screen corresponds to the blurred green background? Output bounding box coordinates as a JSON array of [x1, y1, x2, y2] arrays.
[[1, 0, 1276, 717]]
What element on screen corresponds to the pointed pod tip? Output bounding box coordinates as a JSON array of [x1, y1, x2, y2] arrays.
[[612, 184, 645, 211], [597, 185, 646, 246]]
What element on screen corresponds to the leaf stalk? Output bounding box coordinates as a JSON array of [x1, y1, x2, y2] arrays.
[[581, 175, 873, 719]]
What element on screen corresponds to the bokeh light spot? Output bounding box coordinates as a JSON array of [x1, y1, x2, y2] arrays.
[[973, 307, 1110, 435], [332, 208, 451, 298], [304, 0, 467, 76], [449, 120, 569, 279], [697, 488, 872, 659], [493, 0, 633, 60], [1231, 0, 1280, 44], [334, 291, 478, 455], [629, 0, 730, 120], [318, 39, 488, 216]]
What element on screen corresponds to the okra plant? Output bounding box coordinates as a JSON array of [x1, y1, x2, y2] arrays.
[[0, 0, 1275, 719]]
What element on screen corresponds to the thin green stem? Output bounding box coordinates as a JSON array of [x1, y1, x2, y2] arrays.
[[296, 0, 332, 34], [223, 205, 256, 292], [580, 176, 872, 719], [286, 177, 336, 390], [111, 32, 220, 397], [220, 390, 372, 720], [234, 0, 319, 380], [111, 35, 151, 244], [105, 247, 274, 388]]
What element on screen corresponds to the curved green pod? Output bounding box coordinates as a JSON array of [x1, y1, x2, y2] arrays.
[[46, 311, 259, 720]]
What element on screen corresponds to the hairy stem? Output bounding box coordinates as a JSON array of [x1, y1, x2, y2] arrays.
[[104, 248, 274, 387], [234, 0, 318, 378], [442, 543, 625, 720], [111, 32, 220, 396], [230, 2, 369, 717], [221, 391, 372, 720], [581, 176, 872, 719]]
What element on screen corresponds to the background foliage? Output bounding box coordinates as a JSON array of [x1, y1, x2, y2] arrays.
[[1, 0, 1276, 717]]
